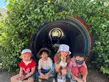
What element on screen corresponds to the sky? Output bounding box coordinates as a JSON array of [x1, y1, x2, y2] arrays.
[[0, 0, 7, 8]]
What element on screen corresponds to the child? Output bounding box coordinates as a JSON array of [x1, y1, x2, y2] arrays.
[[10, 49, 36, 82], [54, 44, 71, 82], [68, 53, 88, 82], [36, 48, 54, 81]]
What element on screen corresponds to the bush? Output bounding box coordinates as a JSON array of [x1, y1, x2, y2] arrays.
[[0, 0, 109, 75]]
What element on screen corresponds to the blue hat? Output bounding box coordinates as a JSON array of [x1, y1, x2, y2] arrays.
[[21, 49, 32, 55], [57, 44, 71, 54]]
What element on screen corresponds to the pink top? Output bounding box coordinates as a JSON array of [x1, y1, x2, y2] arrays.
[[68, 58, 87, 69]]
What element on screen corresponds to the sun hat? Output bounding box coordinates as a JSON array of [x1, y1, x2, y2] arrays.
[[57, 44, 71, 54], [37, 48, 51, 58], [21, 49, 32, 55]]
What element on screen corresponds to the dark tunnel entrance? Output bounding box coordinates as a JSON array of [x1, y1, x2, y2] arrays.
[[32, 17, 92, 62]]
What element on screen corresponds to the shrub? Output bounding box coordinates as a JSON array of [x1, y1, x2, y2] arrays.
[[0, 0, 109, 75]]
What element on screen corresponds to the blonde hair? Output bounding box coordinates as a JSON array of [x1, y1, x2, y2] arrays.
[[55, 51, 70, 64], [20, 53, 32, 59]]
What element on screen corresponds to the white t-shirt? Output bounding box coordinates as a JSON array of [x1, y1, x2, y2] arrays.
[[38, 57, 53, 70]]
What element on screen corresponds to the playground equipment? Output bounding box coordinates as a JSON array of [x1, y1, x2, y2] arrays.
[[32, 17, 92, 62]]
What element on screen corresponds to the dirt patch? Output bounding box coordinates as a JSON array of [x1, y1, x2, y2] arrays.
[[0, 66, 109, 82], [87, 66, 109, 82], [0, 71, 11, 82]]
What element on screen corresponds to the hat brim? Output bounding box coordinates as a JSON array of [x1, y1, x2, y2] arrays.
[[57, 50, 71, 54], [37, 48, 51, 58]]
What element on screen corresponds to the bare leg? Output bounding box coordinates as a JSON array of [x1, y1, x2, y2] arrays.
[[55, 64, 61, 73], [10, 74, 19, 82], [28, 77, 34, 82]]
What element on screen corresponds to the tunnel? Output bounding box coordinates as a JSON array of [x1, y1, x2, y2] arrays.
[[32, 17, 92, 62]]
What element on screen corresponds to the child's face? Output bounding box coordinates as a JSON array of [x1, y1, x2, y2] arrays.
[[75, 56, 84, 65], [60, 51, 69, 57], [40, 52, 48, 61], [75, 56, 84, 61], [22, 53, 31, 61]]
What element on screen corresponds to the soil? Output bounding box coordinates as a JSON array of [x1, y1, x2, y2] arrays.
[[0, 66, 109, 82]]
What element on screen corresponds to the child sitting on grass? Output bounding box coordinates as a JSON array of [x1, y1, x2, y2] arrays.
[[68, 53, 88, 82], [11, 49, 36, 82]]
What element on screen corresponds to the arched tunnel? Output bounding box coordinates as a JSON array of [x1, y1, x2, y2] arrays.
[[32, 17, 92, 62]]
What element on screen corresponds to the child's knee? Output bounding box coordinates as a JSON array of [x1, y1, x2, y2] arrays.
[[28, 77, 34, 82], [71, 67, 79, 75], [55, 67, 60, 72], [10, 76, 18, 82], [80, 66, 87, 75], [10, 77, 14, 82]]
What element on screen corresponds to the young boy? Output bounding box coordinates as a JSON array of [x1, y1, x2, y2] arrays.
[[36, 48, 54, 82], [68, 53, 88, 82], [10, 49, 36, 82]]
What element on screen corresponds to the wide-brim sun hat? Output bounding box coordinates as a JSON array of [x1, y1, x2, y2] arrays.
[[37, 48, 51, 58], [21, 49, 32, 55], [57, 44, 71, 54]]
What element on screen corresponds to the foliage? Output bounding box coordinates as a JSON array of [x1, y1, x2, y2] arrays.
[[0, 0, 109, 75]]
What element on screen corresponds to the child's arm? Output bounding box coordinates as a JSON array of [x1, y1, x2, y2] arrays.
[[82, 68, 88, 82], [46, 58, 53, 75], [38, 69, 44, 75], [24, 66, 36, 79], [19, 67, 25, 80], [19, 67, 23, 75]]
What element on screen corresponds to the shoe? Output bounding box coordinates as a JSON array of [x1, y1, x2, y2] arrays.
[[48, 78, 55, 82], [38, 79, 42, 82], [62, 75, 66, 82], [70, 79, 76, 82], [53, 78, 55, 82], [57, 73, 61, 79], [57, 76, 66, 82]]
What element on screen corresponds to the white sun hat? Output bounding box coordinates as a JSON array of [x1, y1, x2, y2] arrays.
[[21, 49, 32, 55], [57, 44, 71, 54]]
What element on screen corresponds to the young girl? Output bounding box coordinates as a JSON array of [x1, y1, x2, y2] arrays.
[[36, 48, 54, 81], [68, 53, 88, 82], [54, 44, 71, 82], [10, 49, 36, 82]]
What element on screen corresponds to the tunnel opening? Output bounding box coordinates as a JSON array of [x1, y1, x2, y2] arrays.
[[32, 17, 92, 62]]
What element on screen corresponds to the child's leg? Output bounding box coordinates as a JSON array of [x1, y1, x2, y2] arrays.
[[79, 66, 87, 76], [79, 66, 87, 82], [10, 74, 19, 82], [55, 64, 61, 73], [27, 77, 34, 82], [71, 67, 79, 77], [47, 73, 54, 78]]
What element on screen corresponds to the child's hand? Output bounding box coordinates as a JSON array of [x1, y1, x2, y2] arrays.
[[77, 79, 84, 82], [45, 73, 49, 79], [19, 75, 25, 80], [82, 77, 86, 82], [40, 73, 45, 78]]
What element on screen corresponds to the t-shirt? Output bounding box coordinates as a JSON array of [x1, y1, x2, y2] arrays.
[[38, 57, 53, 70], [68, 58, 87, 69], [19, 59, 36, 74]]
